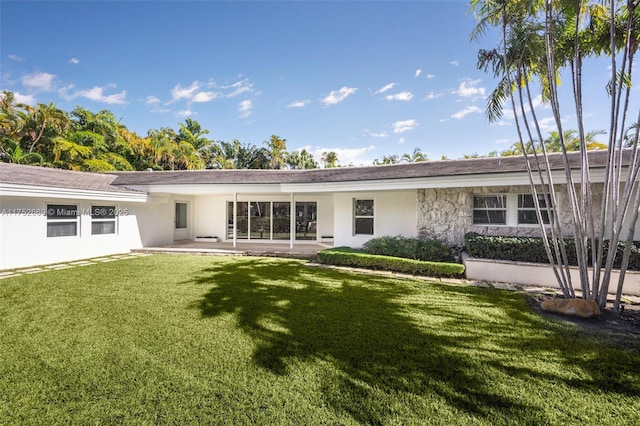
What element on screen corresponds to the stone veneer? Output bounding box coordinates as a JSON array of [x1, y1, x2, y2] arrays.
[[416, 184, 602, 247]]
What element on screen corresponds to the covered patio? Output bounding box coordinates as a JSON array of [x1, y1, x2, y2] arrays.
[[133, 240, 333, 259]]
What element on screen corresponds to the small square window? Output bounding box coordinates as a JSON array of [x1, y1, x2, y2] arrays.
[[47, 204, 78, 237], [472, 195, 507, 225], [518, 194, 552, 225]]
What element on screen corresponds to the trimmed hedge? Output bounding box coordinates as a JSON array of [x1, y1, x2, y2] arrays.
[[317, 247, 465, 278], [464, 232, 640, 271], [362, 235, 453, 262]]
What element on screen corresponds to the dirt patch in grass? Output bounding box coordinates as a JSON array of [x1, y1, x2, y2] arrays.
[[529, 295, 640, 336]]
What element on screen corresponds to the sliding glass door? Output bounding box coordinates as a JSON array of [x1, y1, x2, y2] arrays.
[[226, 201, 315, 241]]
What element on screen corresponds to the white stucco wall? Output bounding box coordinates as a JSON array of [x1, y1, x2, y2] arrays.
[[333, 190, 417, 248], [192, 193, 334, 243], [0, 196, 171, 269]]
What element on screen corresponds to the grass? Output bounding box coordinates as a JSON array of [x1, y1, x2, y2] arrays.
[[0, 255, 638, 425]]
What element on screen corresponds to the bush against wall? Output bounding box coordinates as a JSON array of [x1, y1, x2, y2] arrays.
[[464, 233, 640, 271], [317, 247, 465, 278], [362, 235, 453, 263]]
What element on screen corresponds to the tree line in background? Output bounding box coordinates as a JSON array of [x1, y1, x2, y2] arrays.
[[0, 90, 612, 171]]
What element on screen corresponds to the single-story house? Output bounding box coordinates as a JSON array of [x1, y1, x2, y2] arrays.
[[1, 150, 638, 272]]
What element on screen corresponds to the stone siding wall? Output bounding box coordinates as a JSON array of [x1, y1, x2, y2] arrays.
[[416, 185, 599, 247]]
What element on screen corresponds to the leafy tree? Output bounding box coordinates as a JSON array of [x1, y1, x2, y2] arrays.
[[401, 147, 428, 162], [286, 148, 318, 169], [264, 134, 287, 169], [321, 151, 339, 168], [373, 154, 400, 165]]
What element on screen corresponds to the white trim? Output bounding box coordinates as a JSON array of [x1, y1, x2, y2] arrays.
[[0, 183, 147, 202]]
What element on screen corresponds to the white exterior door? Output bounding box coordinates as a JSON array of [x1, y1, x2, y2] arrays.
[[174, 201, 190, 241]]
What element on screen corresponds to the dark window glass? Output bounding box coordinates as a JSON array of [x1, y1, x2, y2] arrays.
[[518, 194, 551, 224], [175, 203, 187, 229], [91, 205, 116, 219], [47, 204, 78, 219], [472, 210, 506, 225], [355, 218, 374, 235]]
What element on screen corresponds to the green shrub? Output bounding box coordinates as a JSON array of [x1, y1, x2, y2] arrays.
[[317, 247, 465, 278], [464, 232, 640, 270], [362, 235, 453, 262]]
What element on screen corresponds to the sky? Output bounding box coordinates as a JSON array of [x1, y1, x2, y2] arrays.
[[1, 1, 636, 165]]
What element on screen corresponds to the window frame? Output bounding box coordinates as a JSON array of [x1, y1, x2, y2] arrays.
[[517, 193, 553, 225], [472, 194, 507, 225], [91, 205, 117, 235], [46, 203, 79, 238], [353, 199, 374, 236]]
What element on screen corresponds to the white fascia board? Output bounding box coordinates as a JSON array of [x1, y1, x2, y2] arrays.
[[0, 183, 148, 202], [281, 169, 613, 193], [136, 183, 283, 195]]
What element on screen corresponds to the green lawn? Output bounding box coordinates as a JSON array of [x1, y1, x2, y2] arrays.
[[0, 255, 638, 425]]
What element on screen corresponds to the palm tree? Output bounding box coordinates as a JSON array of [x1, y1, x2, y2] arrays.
[[321, 151, 339, 168], [401, 147, 428, 163], [264, 134, 287, 169], [286, 149, 317, 169]]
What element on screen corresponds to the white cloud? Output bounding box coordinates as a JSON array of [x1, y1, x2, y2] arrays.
[[193, 91, 219, 103], [495, 138, 511, 144], [8, 54, 24, 61], [68, 57, 80, 64], [490, 120, 511, 127], [12, 92, 36, 104], [425, 73, 435, 79], [75, 85, 127, 104], [398, 137, 406, 144], [370, 132, 388, 138], [374, 83, 396, 95], [322, 86, 357, 106], [288, 99, 310, 108], [22, 72, 55, 91], [392, 119, 418, 134], [538, 116, 560, 132], [451, 105, 482, 119], [239, 99, 252, 118], [222, 78, 253, 98], [385, 91, 414, 101], [171, 81, 201, 101], [177, 109, 194, 118], [303, 144, 376, 166], [450, 60, 460, 66], [415, 69, 422, 78], [424, 91, 444, 100], [145, 96, 161, 104], [453, 79, 486, 97]]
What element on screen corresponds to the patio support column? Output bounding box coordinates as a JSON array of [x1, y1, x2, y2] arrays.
[[290, 193, 295, 249], [233, 192, 237, 248]]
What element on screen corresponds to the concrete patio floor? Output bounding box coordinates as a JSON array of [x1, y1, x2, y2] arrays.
[[132, 240, 333, 259]]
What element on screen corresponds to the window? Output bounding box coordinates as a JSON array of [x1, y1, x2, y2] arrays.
[[472, 195, 507, 225], [175, 202, 187, 229], [354, 199, 374, 235], [47, 204, 78, 237], [518, 194, 552, 225], [91, 205, 116, 235]]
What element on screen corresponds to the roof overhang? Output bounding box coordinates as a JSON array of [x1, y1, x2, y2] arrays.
[[120, 168, 618, 196], [0, 183, 149, 202]]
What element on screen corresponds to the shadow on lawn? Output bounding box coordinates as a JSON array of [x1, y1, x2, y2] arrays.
[[192, 258, 639, 423]]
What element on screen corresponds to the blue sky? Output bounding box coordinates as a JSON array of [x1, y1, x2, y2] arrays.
[[1, 1, 634, 165]]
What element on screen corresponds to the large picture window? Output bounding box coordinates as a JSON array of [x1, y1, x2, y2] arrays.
[[354, 199, 374, 235], [91, 205, 116, 235], [47, 204, 78, 237], [518, 194, 552, 225], [472, 195, 507, 225]]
